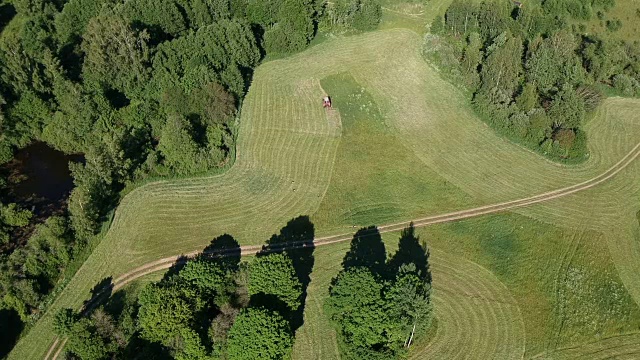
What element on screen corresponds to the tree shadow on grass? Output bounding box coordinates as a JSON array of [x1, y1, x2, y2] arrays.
[[0, 3, 16, 33], [258, 216, 315, 332], [203, 233, 241, 273], [82, 277, 113, 314], [0, 308, 23, 358], [161, 255, 190, 281], [387, 222, 431, 282], [103, 289, 128, 319], [342, 226, 387, 277], [162, 234, 241, 283]]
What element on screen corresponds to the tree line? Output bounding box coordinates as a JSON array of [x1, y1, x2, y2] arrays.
[[53, 219, 431, 359], [424, 0, 640, 162], [0, 0, 383, 356]]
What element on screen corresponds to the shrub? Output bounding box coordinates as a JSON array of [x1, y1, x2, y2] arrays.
[[613, 74, 639, 96], [226, 308, 293, 360], [352, 0, 381, 31], [606, 18, 622, 32]]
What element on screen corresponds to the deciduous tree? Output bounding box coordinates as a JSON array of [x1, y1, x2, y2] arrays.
[[249, 253, 302, 310], [81, 14, 150, 97], [226, 307, 294, 360]]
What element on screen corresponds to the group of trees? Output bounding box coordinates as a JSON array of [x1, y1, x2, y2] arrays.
[[52, 221, 433, 360], [1, 216, 74, 319], [0, 0, 383, 354], [0, 0, 377, 355], [321, 0, 382, 31], [425, 0, 640, 161], [54, 217, 316, 359], [326, 224, 433, 359]]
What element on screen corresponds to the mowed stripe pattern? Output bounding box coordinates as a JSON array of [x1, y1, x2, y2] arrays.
[[411, 249, 525, 360], [341, 31, 640, 305], [9, 39, 353, 360], [8, 29, 640, 360]]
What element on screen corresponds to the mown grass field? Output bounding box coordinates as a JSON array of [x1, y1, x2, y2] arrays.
[[583, 0, 640, 42], [294, 73, 640, 359], [9, 7, 640, 360], [293, 216, 640, 359]]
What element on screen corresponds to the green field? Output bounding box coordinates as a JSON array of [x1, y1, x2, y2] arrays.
[[583, 0, 640, 42], [292, 215, 640, 359], [9, 13, 640, 360]]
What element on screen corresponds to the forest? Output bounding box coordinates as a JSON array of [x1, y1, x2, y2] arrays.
[[0, 0, 382, 356], [424, 0, 640, 161], [52, 220, 432, 360]]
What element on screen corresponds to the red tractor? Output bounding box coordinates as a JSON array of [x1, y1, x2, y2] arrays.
[[322, 96, 332, 109]]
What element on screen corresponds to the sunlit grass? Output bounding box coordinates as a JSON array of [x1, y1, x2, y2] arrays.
[[8, 27, 640, 359], [583, 1, 640, 42]]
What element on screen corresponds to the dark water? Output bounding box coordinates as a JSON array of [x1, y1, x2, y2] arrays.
[[6, 142, 83, 203]]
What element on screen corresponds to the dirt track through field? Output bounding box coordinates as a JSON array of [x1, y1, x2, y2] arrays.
[[45, 140, 640, 360]]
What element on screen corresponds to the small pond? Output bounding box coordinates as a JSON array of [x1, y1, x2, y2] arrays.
[[1, 142, 84, 215]]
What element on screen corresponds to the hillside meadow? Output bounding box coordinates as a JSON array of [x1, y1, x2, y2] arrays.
[[9, 4, 640, 359]]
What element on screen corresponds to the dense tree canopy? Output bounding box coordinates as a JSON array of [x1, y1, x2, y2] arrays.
[[0, 0, 327, 352], [81, 13, 151, 97], [137, 282, 197, 345], [1, 216, 72, 321], [426, 0, 637, 162], [326, 225, 433, 359], [0, 202, 31, 244], [326, 267, 393, 359], [249, 253, 302, 310], [322, 0, 382, 31], [51, 222, 314, 359], [226, 307, 294, 360]]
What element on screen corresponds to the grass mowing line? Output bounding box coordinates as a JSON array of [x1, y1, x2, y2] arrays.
[[45, 138, 639, 358], [530, 332, 640, 359], [24, 57, 343, 360], [17, 29, 640, 360], [408, 250, 525, 359], [88, 133, 640, 285]]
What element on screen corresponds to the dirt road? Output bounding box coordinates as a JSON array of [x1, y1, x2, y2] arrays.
[[45, 141, 640, 359]]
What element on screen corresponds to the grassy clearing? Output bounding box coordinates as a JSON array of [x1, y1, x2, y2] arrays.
[[312, 73, 473, 230], [9, 29, 640, 359], [377, 0, 462, 33], [292, 229, 526, 360], [293, 214, 640, 359], [379, 1, 428, 34], [425, 215, 640, 356], [294, 72, 640, 358], [583, 1, 640, 42], [532, 333, 640, 359]]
